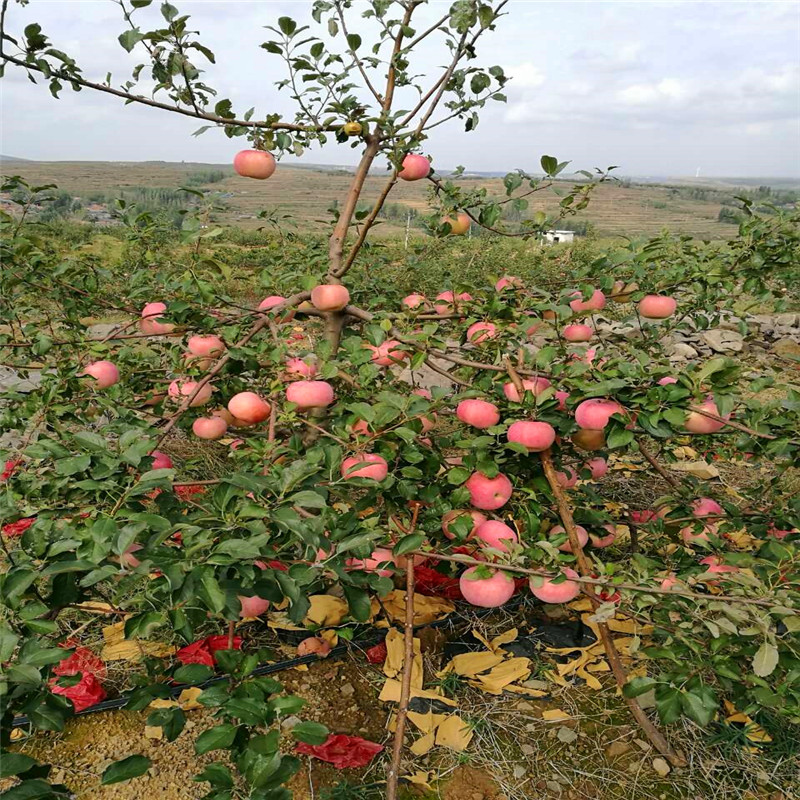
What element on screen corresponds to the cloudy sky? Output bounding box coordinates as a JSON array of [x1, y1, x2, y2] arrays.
[[2, 0, 799, 177]]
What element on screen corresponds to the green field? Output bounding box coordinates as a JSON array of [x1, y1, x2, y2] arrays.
[[5, 158, 792, 240]]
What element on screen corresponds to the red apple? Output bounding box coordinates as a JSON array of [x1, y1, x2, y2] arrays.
[[563, 324, 593, 342], [684, 399, 729, 434], [140, 301, 175, 335], [584, 457, 607, 479], [692, 498, 723, 517], [149, 450, 173, 470], [460, 567, 515, 607], [555, 390, 570, 411], [569, 289, 606, 313], [228, 392, 271, 424], [258, 295, 295, 323], [465, 471, 513, 510], [168, 379, 213, 407], [638, 295, 676, 319], [503, 377, 551, 402], [341, 454, 388, 481], [402, 293, 426, 309], [192, 416, 228, 440], [82, 360, 119, 389], [590, 524, 617, 548], [681, 522, 718, 545], [699, 555, 739, 575], [399, 153, 431, 181], [349, 419, 370, 437], [507, 420, 556, 452], [297, 636, 332, 657], [286, 380, 334, 409], [549, 524, 588, 553], [187, 335, 225, 358], [657, 376, 678, 386], [441, 509, 487, 540], [286, 357, 318, 378], [233, 149, 276, 179], [367, 340, 408, 367], [442, 212, 470, 236], [120, 543, 143, 569], [311, 284, 350, 312], [574, 398, 624, 430], [434, 291, 473, 315], [556, 466, 578, 489], [495, 276, 522, 292], [466, 322, 497, 344], [238, 594, 270, 618], [530, 567, 580, 603], [456, 399, 500, 429], [474, 520, 518, 553], [347, 547, 394, 576]]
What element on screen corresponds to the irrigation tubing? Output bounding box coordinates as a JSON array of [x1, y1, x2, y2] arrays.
[[11, 596, 528, 729]]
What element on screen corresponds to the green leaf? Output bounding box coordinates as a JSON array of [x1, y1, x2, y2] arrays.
[[174, 663, 214, 684], [193, 763, 234, 788], [291, 721, 329, 745], [124, 611, 165, 639], [118, 29, 143, 53], [392, 533, 424, 557], [101, 755, 151, 785], [540, 155, 558, 176], [195, 723, 238, 755], [278, 16, 297, 35], [160, 2, 179, 22], [0, 623, 20, 661], [343, 585, 371, 622], [0, 752, 37, 779], [680, 690, 716, 727], [654, 686, 682, 724], [447, 467, 470, 485], [346, 33, 361, 50], [73, 431, 108, 451], [606, 427, 634, 449], [752, 641, 779, 677], [287, 490, 327, 509], [54, 455, 91, 476]]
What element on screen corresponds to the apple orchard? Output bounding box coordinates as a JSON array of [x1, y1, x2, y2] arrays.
[[1, 0, 799, 797]]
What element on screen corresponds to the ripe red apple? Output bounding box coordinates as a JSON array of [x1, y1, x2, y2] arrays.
[[638, 295, 676, 319], [660, 573, 679, 591], [699, 555, 739, 575], [465, 471, 513, 510], [555, 390, 570, 411], [657, 376, 678, 386], [140, 301, 175, 335], [168, 379, 213, 407], [681, 522, 717, 545], [569, 289, 606, 313], [584, 457, 607, 479], [187, 335, 225, 358], [349, 419, 370, 437], [297, 636, 332, 657], [402, 293, 426, 309], [258, 295, 295, 322], [347, 547, 394, 576], [120, 543, 143, 569], [549, 524, 588, 552], [192, 416, 228, 440], [495, 276, 522, 291], [413, 388, 432, 399], [341, 453, 388, 481], [459, 567, 515, 607], [503, 377, 551, 402], [526, 321, 542, 337], [574, 398, 624, 430], [238, 594, 270, 618], [233, 149, 276, 179], [149, 450, 173, 470], [684, 399, 729, 434], [82, 360, 119, 389], [590, 524, 617, 548], [286, 357, 318, 378], [530, 567, 580, 603], [441, 509, 487, 540], [556, 466, 578, 489], [286, 380, 334, 409], [367, 340, 408, 367], [399, 153, 431, 181], [507, 420, 556, 452], [434, 291, 473, 315], [692, 497, 723, 517], [456, 399, 500, 429], [311, 284, 350, 312], [474, 520, 518, 553], [442, 212, 470, 236], [212, 407, 251, 429], [228, 392, 271, 424], [571, 429, 605, 451], [466, 321, 497, 344], [563, 324, 593, 342]]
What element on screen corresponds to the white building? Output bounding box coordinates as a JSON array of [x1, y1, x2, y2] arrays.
[[543, 230, 575, 244]]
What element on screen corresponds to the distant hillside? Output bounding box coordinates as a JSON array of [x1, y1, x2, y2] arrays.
[[0, 154, 32, 163]]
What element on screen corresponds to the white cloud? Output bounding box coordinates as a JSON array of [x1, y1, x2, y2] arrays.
[[506, 62, 546, 89], [617, 78, 689, 106]]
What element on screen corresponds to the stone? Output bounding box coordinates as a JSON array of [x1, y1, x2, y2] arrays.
[[0, 366, 43, 393], [513, 765, 527, 779], [772, 339, 800, 360], [667, 342, 698, 360], [521, 744, 536, 756], [280, 715, 302, 730], [557, 726, 578, 743], [702, 328, 744, 353], [774, 313, 799, 328], [652, 757, 671, 777], [605, 740, 632, 759], [340, 682, 355, 697]]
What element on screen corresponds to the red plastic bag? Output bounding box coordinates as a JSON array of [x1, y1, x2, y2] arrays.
[[206, 634, 243, 654], [176, 634, 243, 667], [49, 672, 107, 712], [365, 641, 387, 664], [296, 734, 384, 769], [2, 518, 34, 537], [414, 564, 463, 601], [53, 646, 106, 680], [1, 459, 20, 481]]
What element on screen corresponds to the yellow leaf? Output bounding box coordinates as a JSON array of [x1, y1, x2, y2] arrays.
[[319, 629, 339, 648], [541, 708, 571, 722], [382, 590, 454, 625], [567, 597, 594, 613], [177, 687, 204, 710], [472, 657, 531, 694], [407, 711, 449, 733], [144, 725, 163, 740], [576, 668, 603, 690], [100, 623, 175, 662], [378, 679, 457, 707], [383, 628, 423, 689], [504, 684, 548, 697], [490, 628, 519, 651], [303, 595, 350, 627], [435, 715, 473, 751], [148, 699, 178, 711], [406, 771, 433, 791]]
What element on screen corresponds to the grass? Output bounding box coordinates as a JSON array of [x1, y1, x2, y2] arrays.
[[4, 159, 749, 240]]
